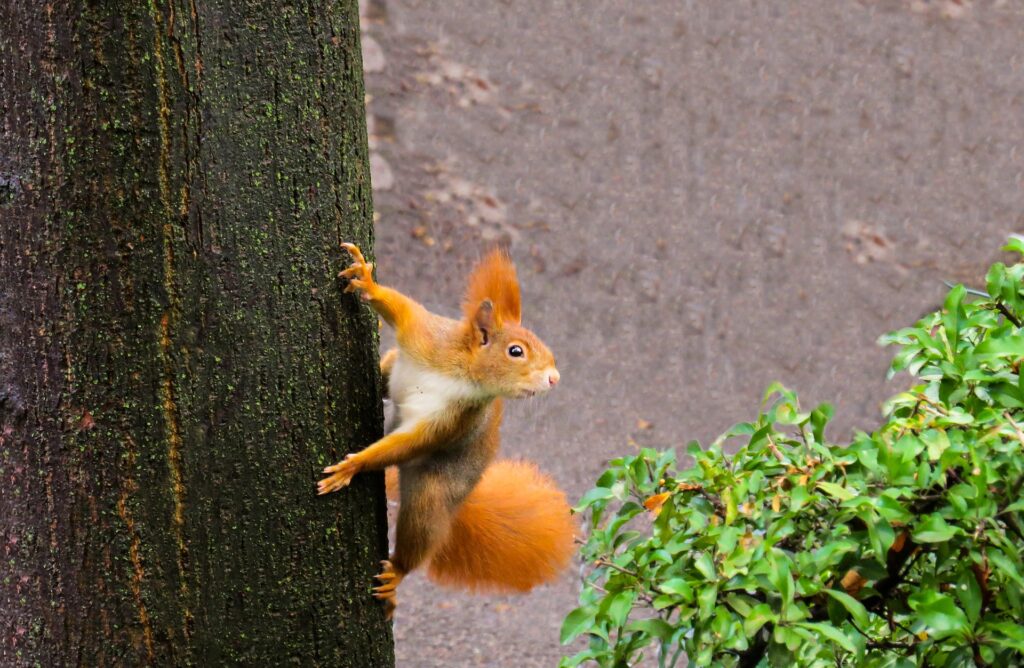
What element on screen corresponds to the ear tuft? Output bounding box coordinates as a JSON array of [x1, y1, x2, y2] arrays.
[[462, 248, 521, 326]]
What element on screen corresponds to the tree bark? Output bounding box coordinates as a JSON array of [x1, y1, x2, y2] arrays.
[[0, 1, 393, 665]]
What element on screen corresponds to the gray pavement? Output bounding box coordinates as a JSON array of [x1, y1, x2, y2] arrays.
[[359, 1, 1024, 665]]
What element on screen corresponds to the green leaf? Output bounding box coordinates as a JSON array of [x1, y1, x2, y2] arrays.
[[908, 590, 970, 638], [939, 407, 975, 426], [572, 487, 615, 512], [989, 549, 1024, 589], [768, 553, 794, 618], [694, 552, 716, 580], [600, 589, 635, 628], [723, 486, 738, 525], [795, 622, 857, 653], [987, 262, 1007, 298], [724, 593, 753, 617], [822, 588, 870, 628], [861, 512, 896, 562], [986, 621, 1024, 652], [942, 284, 966, 348], [812, 540, 859, 571], [560, 605, 598, 644], [774, 624, 804, 652], [789, 484, 809, 511], [624, 618, 675, 642], [912, 514, 961, 543], [1004, 498, 1024, 513], [742, 603, 776, 637], [810, 403, 834, 443], [956, 568, 982, 624], [920, 428, 951, 461], [657, 578, 692, 598], [698, 584, 718, 622], [816, 481, 856, 502], [1003, 235, 1024, 256], [975, 333, 1024, 359]]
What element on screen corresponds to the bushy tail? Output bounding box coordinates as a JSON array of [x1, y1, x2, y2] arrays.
[[427, 460, 576, 593]]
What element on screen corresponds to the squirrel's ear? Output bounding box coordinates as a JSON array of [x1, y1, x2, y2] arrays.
[[473, 300, 494, 346]]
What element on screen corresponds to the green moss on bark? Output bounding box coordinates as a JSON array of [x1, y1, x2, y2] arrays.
[[0, 1, 393, 665]]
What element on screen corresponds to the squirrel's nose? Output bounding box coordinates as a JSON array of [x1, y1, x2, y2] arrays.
[[548, 370, 560, 387]]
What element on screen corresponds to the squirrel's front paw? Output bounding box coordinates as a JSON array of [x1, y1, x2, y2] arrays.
[[339, 242, 376, 299], [317, 454, 361, 495]]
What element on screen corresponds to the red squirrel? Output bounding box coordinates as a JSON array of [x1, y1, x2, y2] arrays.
[[318, 243, 575, 619]]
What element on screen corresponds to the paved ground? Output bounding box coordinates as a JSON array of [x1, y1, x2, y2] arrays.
[[358, 1, 1024, 665]]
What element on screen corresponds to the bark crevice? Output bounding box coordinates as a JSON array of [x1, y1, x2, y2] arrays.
[[1, 1, 393, 664]]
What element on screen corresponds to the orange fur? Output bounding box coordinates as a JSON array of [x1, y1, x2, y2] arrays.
[[427, 460, 576, 592], [323, 243, 571, 618], [384, 467, 399, 502], [462, 248, 522, 326]]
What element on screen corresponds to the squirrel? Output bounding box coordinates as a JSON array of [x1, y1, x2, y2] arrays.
[[318, 242, 576, 619]]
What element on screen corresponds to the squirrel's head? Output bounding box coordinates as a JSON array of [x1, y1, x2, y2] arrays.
[[461, 249, 559, 399]]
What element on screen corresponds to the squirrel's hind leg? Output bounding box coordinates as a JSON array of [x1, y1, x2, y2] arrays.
[[373, 560, 404, 620], [377, 475, 454, 618]]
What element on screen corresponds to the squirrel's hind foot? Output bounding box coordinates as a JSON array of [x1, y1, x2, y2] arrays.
[[373, 559, 404, 620]]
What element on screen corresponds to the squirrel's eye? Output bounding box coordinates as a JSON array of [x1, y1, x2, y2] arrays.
[[508, 345, 524, 358]]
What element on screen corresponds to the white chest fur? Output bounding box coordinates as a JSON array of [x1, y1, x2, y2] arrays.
[[388, 354, 486, 431]]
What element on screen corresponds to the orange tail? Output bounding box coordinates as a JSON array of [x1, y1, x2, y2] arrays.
[[426, 460, 577, 593]]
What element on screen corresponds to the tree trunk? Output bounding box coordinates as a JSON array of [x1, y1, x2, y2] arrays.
[[0, 1, 393, 665]]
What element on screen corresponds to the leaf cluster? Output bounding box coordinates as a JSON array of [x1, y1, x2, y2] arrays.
[[563, 242, 1024, 667]]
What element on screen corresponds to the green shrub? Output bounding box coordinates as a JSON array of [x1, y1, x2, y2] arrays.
[[563, 242, 1024, 667]]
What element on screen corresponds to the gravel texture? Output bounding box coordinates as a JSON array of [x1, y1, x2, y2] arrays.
[[358, 1, 1024, 665]]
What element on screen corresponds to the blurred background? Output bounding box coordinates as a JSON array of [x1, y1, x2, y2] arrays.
[[357, 1, 1024, 665]]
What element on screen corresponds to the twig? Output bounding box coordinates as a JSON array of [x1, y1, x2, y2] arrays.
[[595, 558, 640, 578], [766, 434, 786, 463], [946, 278, 1024, 327], [699, 491, 726, 515], [1003, 412, 1024, 449], [891, 619, 916, 638], [916, 393, 949, 416], [643, 457, 657, 485], [849, 619, 916, 652], [895, 400, 923, 440], [943, 281, 987, 298], [593, 558, 657, 601], [996, 302, 1022, 328]]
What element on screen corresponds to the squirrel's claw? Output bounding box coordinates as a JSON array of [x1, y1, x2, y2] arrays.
[[316, 475, 347, 495], [343, 280, 372, 298], [340, 242, 367, 265], [317, 455, 361, 494], [373, 560, 403, 620], [379, 596, 397, 621], [339, 262, 373, 280], [339, 243, 376, 298]]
